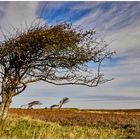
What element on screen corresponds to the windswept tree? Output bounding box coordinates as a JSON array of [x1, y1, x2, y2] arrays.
[[20, 101, 42, 109], [50, 97, 69, 109], [50, 104, 59, 109], [0, 22, 114, 121], [58, 97, 70, 109]]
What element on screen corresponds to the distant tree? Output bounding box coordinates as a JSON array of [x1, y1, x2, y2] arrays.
[[50, 104, 59, 109], [20, 101, 42, 109], [50, 97, 70, 109], [0, 22, 114, 121], [58, 97, 70, 109]]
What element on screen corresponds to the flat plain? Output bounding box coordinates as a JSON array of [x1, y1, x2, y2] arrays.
[[0, 108, 140, 138]]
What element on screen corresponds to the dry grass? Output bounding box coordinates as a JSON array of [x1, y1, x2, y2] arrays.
[[0, 108, 139, 138]]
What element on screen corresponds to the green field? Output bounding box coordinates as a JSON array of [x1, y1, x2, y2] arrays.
[[0, 108, 140, 138]]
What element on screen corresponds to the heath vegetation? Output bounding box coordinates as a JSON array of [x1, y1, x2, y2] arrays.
[[0, 108, 139, 139]]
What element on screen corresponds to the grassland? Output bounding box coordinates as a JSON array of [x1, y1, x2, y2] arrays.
[[0, 108, 140, 138]]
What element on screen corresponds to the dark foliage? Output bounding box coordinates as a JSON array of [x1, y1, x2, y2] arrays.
[[58, 97, 70, 108]]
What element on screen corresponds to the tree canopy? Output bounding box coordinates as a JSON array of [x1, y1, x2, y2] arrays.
[[0, 22, 114, 121], [20, 101, 42, 109]]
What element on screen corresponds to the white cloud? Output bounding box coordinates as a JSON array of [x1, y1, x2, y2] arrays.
[[0, 2, 38, 26], [0, 2, 47, 41], [105, 22, 140, 56]]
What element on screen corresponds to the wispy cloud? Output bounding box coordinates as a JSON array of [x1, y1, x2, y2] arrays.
[[0, 2, 41, 41], [74, 2, 140, 33]]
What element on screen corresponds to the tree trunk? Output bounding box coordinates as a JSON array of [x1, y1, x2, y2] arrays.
[[0, 91, 13, 121]]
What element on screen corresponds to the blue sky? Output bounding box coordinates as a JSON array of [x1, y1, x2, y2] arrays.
[[0, 1, 140, 109]]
